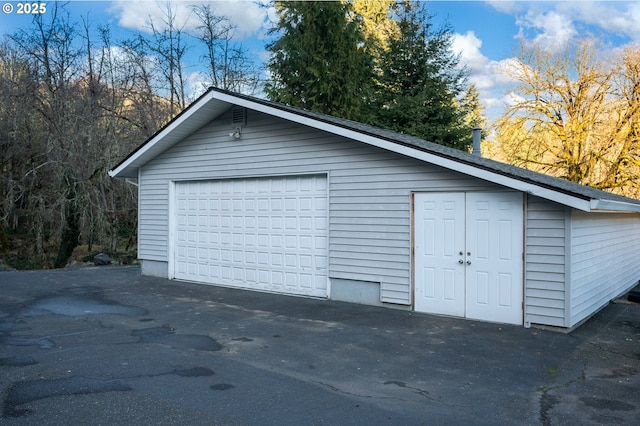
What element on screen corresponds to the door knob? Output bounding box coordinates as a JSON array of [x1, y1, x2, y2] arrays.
[[458, 259, 464, 264], [466, 260, 471, 265]]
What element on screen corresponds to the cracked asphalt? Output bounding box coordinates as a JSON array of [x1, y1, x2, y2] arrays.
[[0, 266, 639, 425]]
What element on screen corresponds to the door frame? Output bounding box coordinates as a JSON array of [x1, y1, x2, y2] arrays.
[[411, 190, 525, 325]]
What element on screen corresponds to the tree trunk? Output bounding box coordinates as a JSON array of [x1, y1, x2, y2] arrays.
[[54, 177, 81, 268]]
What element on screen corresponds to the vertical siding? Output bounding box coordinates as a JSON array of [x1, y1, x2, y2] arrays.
[[525, 197, 568, 327], [138, 109, 498, 305], [569, 211, 640, 326]]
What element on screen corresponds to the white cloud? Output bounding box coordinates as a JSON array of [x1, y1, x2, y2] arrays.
[[187, 70, 208, 97], [452, 31, 519, 87], [214, 1, 274, 39], [560, 1, 640, 42], [486, 1, 520, 14], [108, 1, 191, 34], [503, 91, 526, 108], [458, 2, 640, 124], [452, 31, 488, 71], [108, 1, 272, 40], [516, 9, 576, 51], [500, 2, 640, 52], [451, 31, 519, 120]]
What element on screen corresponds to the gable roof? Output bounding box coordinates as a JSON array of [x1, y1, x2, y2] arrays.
[[109, 87, 640, 213]]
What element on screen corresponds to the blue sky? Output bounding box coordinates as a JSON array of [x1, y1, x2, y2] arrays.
[[2, 1, 640, 122]]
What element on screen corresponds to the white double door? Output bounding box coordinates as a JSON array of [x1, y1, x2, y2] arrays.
[[414, 192, 523, 325]]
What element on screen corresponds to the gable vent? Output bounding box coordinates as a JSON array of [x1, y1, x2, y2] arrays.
[[232, 106, 246, 126]]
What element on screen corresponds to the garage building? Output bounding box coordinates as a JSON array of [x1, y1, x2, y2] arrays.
[[109, 88, 640, 329]]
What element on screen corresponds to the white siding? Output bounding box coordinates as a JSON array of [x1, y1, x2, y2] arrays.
[[569, 211, 640, 326], [525, 197, 568, 327], [138, 184, 169, 261], [138, 109, 498, 305]]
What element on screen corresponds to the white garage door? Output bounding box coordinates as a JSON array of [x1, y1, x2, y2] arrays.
[[173, 175, 328, 297]]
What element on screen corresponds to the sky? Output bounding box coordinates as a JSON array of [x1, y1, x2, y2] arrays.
[[2, 1, 640, 123]]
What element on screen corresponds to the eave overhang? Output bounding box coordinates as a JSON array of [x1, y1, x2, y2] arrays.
[[109, 88, 640, 214]]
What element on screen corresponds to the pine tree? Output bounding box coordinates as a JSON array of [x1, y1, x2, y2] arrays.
[[369, 1, 470, 150], [352, 0, 397, 53], [265, 1, 373, 121]]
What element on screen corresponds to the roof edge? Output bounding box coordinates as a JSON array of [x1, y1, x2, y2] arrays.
[[209, 92, 603, 212], [108, 87, 640, 213], [108, 88, 218, 178], [590, 198, 640, 213]]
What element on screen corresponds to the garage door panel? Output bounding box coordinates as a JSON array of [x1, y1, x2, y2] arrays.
[[174, 176, 328, 297]]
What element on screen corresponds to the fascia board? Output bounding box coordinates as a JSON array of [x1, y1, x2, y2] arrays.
[[224, 94, 594, 212], [589, 198, 640, 213], [108, 91, 219, 178], [355, 132, 594, 212], [110, 89, 639, 214]]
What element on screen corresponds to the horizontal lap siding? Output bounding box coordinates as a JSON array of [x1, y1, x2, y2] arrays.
[[569, 211, 640, 326], [138, 110, 497, 305], [329, 182, 410, 303], [138, 182, 169, 261], [525, 197, 568, 327], [329, 164, 497, 304]]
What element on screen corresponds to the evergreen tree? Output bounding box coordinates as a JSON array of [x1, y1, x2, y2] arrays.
[[352, 0, 397, 53], [369, 1, 470, 150], [460, 84, 485, 128], [265, 0, 373, 121]]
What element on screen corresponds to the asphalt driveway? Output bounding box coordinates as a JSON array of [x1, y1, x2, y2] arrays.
[[0, 266, 639, 425]]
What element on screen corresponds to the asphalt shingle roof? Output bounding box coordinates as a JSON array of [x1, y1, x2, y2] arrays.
[[111, 86, 640, 210], [222, 88, 640, 206]]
